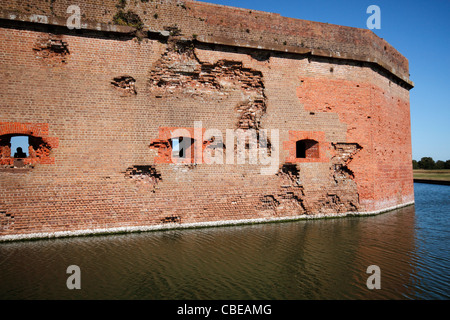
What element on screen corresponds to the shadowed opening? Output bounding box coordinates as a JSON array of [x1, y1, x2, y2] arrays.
[[296, 139, 319, 159]]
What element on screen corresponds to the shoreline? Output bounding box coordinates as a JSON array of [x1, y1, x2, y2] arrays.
[[413, 179, 450, 186], [0, 201, 415, 243]]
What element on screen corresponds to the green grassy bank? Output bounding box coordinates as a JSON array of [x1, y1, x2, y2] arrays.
[[413, 169, 450, 182]]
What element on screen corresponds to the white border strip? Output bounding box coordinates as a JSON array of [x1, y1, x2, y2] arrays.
[[0, 201, 414, 242]]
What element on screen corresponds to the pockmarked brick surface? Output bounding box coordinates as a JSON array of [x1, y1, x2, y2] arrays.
[[0, 0, 414, 239]]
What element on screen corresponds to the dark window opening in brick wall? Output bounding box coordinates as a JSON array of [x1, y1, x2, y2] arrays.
[[296, 139, 319, 159], [170, 137, 195, 159]]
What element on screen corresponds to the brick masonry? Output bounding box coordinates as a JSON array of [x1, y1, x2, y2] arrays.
[[0, 0, 414, 240]]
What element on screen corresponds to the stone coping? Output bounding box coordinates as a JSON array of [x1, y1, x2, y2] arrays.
[[0, 7, 414, 89]]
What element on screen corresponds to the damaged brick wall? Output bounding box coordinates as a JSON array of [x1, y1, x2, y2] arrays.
[[33, 34, 70, 65], [111, 76, 137, 95], [0, 210, 14, 231], [261, 142, 361, 217], [0, 122, 58, 168], [0, 0, 413, 239], [0, 0, 411, 82], [125, 165, 162, 192], [331, 143, 362, 184], [315, 143, 362, 213], [270, 163, 307, 216], [148, 39, 266, 130], [296, 76, 413, 211]]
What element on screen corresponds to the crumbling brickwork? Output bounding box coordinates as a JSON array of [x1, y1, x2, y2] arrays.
[[0, 122, 58, 168], [33, 34, 70, 66], [0, 0, 414, 240], [148, 39, 266, 130]]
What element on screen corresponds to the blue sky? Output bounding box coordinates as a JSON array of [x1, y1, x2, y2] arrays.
[[199, 0, 450, 161], [10, 136, 29, 157]]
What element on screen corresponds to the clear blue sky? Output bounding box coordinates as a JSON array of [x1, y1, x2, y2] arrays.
[[199, 0, 450, 161], [10, 136, 29, 157]]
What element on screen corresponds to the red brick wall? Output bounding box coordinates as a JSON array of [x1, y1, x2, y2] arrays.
[[0, 0, 411, 84], [296, 76, 413, 210], [0, 1, 413, 239]]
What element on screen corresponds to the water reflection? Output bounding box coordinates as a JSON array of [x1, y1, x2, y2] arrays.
[[0, 183, 449, 299]]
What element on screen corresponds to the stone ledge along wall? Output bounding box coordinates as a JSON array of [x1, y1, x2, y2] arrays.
[[0, 0, 414, 240]]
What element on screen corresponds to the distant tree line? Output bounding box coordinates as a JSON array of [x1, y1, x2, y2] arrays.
[[412, 157, 450, 169]]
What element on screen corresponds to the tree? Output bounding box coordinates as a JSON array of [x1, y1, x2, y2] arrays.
[[412, 160, 419, 169], [435, 160, 446, 169], [445, 160, 450, 169], [418, 157, 435, 170]]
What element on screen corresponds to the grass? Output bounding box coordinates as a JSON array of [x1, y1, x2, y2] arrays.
[[413, 169, 450, 181]]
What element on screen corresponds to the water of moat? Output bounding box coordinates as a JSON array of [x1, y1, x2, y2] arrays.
[[0, 182, 449, 300]]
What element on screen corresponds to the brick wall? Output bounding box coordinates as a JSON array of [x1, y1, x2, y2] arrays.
[[0, 0, 412, 85], [0, 0, 413, 239]]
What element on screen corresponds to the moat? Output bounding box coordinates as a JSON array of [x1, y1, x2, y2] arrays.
[[0, 182, 448, 300]]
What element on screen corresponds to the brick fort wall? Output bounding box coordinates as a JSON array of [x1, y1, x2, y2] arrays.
[[0, 0, 414, 240]]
